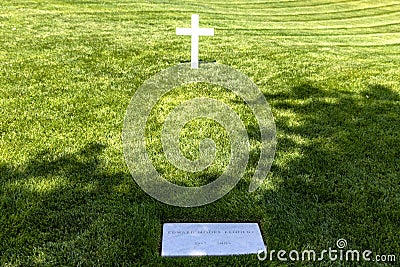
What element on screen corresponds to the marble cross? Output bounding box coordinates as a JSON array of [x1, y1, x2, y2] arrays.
[[176, 14, 214, 69]]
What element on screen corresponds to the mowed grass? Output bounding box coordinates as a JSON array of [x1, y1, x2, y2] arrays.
[[1, 0, 399, 266]]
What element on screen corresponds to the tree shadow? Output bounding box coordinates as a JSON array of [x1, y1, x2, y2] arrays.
[[254, 82, 400, 255], [1, 82, 399, 265], [0, 142, 162, 265]]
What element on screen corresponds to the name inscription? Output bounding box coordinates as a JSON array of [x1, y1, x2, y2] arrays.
[[167, 230, 255, 235]]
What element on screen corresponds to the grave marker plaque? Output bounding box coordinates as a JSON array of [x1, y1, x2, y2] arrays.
[[161, 223, 265, 256]]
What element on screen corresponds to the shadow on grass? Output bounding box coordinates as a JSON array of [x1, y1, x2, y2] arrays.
[[1, 84, 399, 265], [257, 82, 400, 255], [0, 143, 161, 265]]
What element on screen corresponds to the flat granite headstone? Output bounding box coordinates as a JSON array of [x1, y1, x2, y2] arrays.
[[161, 223, 265, 256]]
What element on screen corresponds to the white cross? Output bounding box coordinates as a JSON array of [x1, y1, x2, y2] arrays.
[[176, 14, 214, 69]]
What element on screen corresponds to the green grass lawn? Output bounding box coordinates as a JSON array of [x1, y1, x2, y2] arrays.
[[1, 0, 399, 266]]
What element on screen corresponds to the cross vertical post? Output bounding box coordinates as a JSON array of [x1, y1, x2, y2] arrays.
[[191, 14, 199, 69], [176, 14, 214, 69]]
